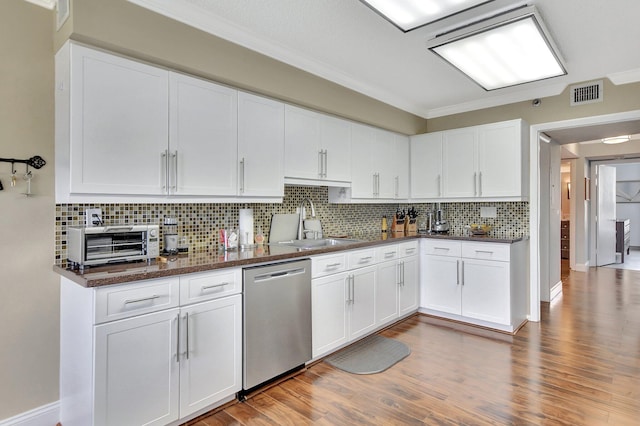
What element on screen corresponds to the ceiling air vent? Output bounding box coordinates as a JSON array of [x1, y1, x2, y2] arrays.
[[570, 80, 603, 106]]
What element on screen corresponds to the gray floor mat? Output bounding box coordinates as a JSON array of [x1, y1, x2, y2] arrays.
[[324, 334, 410, 374]]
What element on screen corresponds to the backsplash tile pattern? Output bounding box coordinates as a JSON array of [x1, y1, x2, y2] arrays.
[[54, 186, 529, 263]]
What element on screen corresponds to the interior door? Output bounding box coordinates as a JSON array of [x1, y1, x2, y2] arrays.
[[597, 164, 617, 266]]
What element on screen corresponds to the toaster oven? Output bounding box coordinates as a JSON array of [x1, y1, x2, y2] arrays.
[[67, 225, 160, 270]]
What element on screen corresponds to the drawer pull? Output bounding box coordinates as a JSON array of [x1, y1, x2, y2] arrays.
[[405, 248, 415, 254], [385, 252, 397, 257], [475, 250, 494, 255], [124, 295, 160, 305], [201, 282, 229, 291], [434, 247, 450, 251], [359, 256, 373, 262], [325, 263, 343, 268]]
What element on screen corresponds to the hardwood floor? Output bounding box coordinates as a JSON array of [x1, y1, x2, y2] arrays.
[[192, 267, 640, 425]]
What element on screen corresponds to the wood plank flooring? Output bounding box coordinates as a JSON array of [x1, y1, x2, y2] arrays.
[[191, 266, 640, 425]]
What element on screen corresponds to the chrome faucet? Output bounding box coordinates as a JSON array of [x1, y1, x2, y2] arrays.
[[297, 197, 317, 240]]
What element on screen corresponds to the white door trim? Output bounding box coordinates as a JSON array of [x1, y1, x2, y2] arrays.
[[529, 109, 640, 322]]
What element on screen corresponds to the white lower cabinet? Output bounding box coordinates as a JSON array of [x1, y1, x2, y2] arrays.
[[61, 269, 242, 426], [420, 239, 527, 333], [312, 242, 420, 359]]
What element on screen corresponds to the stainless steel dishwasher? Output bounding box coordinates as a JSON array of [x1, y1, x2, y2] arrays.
[[242, 259, 312, 394]]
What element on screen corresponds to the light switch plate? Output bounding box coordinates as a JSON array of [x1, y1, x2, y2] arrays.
[[85, 208, 103, 227], [480, 207, 497, 218]]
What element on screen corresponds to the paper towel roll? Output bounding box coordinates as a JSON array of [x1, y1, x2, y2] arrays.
[[239, 208, 254, 247]]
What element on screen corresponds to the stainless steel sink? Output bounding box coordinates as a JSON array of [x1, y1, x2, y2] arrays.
[[270, 238, 363, 250]]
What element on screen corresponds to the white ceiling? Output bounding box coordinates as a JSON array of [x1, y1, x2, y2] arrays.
[[127, 0, 640, 120]]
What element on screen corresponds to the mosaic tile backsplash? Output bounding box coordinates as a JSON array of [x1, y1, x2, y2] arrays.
[[55, 186, 529, 263]]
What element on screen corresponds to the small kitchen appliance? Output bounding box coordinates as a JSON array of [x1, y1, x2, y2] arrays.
[[431, 203, 450, 234], [67, 224, 159, 270], [163, 216, 178, 254]]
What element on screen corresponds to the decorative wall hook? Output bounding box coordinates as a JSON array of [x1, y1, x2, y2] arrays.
[[0, 155, 46, 169]]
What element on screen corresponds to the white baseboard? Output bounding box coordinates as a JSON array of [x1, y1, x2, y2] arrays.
[[574, 261, 589, 272], [0, 401, 59, 426], [550, 280, 563, 300]]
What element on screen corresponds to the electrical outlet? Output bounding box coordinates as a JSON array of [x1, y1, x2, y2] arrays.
[[85, 208, 103, 227], [480, 207, 497, 218]]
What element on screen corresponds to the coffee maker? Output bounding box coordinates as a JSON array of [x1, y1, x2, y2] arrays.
[[163, 216, 178, 254]]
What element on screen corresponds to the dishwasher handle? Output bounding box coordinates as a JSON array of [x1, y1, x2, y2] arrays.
[[253, 267, 306, 282]]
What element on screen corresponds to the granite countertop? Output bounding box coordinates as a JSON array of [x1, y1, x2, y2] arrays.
[[53, 232, 526, 288]]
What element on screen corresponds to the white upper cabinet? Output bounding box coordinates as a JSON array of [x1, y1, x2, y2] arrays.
[[410, 119, 528, 201], [320, 115, 351, 182], [237, 91, 285, 198], [169, 73, 238, 196], [63, 43, 170, 196], [410, 132, 442, 199], [442, 127, 477, 198], [284, 105, 351, 185], [346, 122, 407, 201]]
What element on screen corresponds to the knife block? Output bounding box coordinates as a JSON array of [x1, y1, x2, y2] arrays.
[[405, 218, 417, 236], [391, 215, 405, 237]]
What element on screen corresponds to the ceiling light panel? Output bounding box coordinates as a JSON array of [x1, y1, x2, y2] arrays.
[[427, 6, 566, 90], [361, 0, 491, 32]]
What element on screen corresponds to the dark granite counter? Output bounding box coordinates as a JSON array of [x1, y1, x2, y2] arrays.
[[54, 232, 526, 288]]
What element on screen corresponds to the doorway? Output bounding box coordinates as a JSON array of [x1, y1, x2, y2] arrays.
[[529, 109, 640, 322]]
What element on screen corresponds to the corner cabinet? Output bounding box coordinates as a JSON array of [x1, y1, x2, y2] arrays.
[[60, 269, 242, 426], [419, 238, 528, 333], [55, 41, 284, 203], [410, 119, 529, 202]]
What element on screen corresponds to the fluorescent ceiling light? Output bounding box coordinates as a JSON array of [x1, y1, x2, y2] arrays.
[[427, 6, 566, 90], [361, 0, 491, 32], [602, 136, 630, 144]]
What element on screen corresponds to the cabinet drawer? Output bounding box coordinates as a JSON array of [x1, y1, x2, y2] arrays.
[[95, 277, 180, 324], [398, 240, 419, 258], [180, 268, 241, 304], [462, 242, 510, 262], [312, 253, 347, 278], [375, 244, 399, 262], [347, 248, 377, 269], [422, 239, 461, 257]]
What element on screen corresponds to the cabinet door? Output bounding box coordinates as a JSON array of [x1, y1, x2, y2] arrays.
[[180, 295, 242, 417], [321, 115, 351, 182], [442, 128, 476, 197], [399, 256, 419, 316], [238, 92, 285, 197], [94, 309, 180, 426], [422, 255, 461, 315], [394, 134, 410, 199], [169, 73, 238, 196], [349, 266, 377, 340], [312, 273, 349, 358], [410, 132, 443, 199], [350, 123, 376, 198], [374, 130, 396, 199], [70, 44, 169, 195], [376, 260, 399, 325], [477, 121, 522, 197], [284, 105, 321, 180], [461, 258, 510, 325]]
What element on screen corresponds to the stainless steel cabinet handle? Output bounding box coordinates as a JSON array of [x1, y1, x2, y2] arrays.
[[372, 174, 377, 196], [474, 172, 478, 196], [385, 251, 397, 258], [351, 275, 355, 304], [359, 256, 373, 263], [397, 263, 402, 286], [395, 176, 399, 198], [171, 151, 178, 193], [239, 157, 245, 193], [184, 312, 190, 360], [478, 172, 482, 196], [377, 173, 380, 196], [318, 150, 323, 178], [402, 261, 405, 286], [124, 294, 160, 305], [325, 262, 342, 269], [456, 260, 460, 285], [161, 150, 168, 193], [475, 250, 494, 255], [175, 313, 180, 363], [461, 260, 465, 285], [405, 248, 415, 254], [323, 150, 328, 178], [201, 282, 229, 291], [437, 174, 441, 197]]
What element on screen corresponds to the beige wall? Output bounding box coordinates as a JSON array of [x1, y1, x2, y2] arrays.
[[0, 0, 57, 420], [55, 0, 427, 135], [428, 79, 640, 132]]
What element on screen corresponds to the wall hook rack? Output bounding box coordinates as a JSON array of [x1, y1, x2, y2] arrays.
[[0, 155, 46, 169]]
